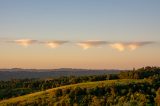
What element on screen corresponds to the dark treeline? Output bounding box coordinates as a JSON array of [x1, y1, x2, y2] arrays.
[[119, 66, 160, 79], [0, 66, 160, 105]]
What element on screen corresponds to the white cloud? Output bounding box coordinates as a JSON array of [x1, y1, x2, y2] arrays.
[[45, 41, 68, 48], [14, 39, 38, 47], [110, 43, 125, 52], [110, 41, 154, 51], [128, 44, 139, 51], [77, 40, 108, 49], [2, 38, 155, 51]]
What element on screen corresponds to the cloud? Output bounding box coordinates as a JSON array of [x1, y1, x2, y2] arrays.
[[77, 40, 108, 49], [13, 39, 38, 47], [6, 39, 69, 48], [128, 44, 138, 51], [110, 43, 125, 51], [1, 38, 155, 51], [45, 40, 68, 48], [110, 41, 154, 51]]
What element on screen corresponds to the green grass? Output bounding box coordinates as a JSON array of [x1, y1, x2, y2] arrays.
[[0, 79, 147, 106]]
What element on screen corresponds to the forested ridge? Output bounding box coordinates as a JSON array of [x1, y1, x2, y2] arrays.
[[0, 69, 120, 80], [0, 66, 160, 106]]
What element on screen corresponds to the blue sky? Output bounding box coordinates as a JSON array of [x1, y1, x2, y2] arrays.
[[0, 0, 160, 69]]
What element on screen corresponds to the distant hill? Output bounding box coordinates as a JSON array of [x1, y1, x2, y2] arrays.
[[0, 68, 121, 80]]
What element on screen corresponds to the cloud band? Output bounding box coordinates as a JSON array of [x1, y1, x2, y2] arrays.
[[1, 38, 155, 51]]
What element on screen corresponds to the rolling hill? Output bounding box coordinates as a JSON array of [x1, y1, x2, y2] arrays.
[[0, 79, 148, 106]]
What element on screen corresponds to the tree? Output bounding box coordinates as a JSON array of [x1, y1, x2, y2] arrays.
[[55, 89, 62, 97], [155, 88, 160, 106]]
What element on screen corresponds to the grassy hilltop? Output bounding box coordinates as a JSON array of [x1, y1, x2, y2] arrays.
[[0, 79, 147, 106]]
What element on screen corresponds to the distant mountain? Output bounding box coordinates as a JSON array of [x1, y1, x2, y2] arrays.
[[0, 68, 121, 80]]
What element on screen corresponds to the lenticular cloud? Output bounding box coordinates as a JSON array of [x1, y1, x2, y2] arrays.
[[2, 38, 155, 51], [14, 39, 38, 47], [110, 43, 125, 52], [45, 41, 68, 48], [110, 41, 154, 51], [77, 40, 108, 49]]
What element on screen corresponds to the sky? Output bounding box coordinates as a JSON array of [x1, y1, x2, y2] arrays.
[[0, 0, 160, 69]]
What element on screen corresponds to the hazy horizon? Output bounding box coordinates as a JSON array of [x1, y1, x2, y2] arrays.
[[0, 0, 160, 69], [0, 66, 158, 70]]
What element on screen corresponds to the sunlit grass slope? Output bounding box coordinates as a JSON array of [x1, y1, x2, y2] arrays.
[[0, 79, 147, 106]]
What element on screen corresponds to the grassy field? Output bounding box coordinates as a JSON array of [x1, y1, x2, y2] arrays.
[[0, 79, 147, 106]]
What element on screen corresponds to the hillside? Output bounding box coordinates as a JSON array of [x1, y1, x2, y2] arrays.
[[0, 79, 151, 106], [0, 66, 159, 106]]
